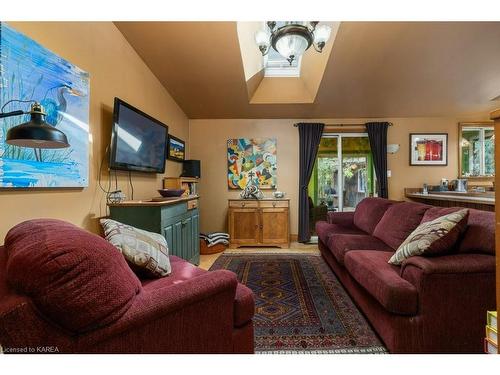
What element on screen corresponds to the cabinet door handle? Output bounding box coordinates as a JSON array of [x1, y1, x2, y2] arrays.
[[272, 202, 277, 207], [241, 202, 246, 207], [260, 224, 263, 229]]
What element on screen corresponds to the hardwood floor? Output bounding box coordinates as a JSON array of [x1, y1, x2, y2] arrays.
[[198, 242, 319, 270]]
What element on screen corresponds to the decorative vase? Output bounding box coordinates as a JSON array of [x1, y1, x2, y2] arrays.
[[240, 172, 264, 199]]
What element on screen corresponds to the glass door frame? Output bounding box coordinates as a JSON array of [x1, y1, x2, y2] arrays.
[[321, 132, 371, 212]]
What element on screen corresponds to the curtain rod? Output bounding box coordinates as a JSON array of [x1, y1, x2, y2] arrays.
[[293, 122, 393, 127]]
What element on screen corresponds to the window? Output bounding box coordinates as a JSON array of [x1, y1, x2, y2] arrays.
[[459, 123, 495, 178], [308, 135, 375, 213], [264, 47, 302, 77]]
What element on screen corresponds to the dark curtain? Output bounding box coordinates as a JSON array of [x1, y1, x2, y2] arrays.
[[298, 122, 325, 242], [365, 122, 390, 198]]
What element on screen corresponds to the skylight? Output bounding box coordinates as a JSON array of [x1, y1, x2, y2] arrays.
[[264, 48, 302, 77]]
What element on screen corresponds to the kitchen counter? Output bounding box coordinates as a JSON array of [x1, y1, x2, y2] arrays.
[[404, 188, 494, 211]]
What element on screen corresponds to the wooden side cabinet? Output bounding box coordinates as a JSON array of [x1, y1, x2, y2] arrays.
[[228, 199, 290, 248]]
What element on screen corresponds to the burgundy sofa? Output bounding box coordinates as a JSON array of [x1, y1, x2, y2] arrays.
[[316, 197, 496, 353], [0, 219, 255, 354]]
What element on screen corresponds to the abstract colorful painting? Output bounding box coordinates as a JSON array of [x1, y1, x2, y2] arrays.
[[227, 138, 277, 189], [0, 22, 90, 188]]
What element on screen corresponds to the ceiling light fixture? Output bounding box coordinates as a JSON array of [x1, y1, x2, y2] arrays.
[[255, 21, 332, 65]]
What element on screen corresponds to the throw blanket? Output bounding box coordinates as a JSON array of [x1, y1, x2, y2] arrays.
[[200, 232, 230, 247]]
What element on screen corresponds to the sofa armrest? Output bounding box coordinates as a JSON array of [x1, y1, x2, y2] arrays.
[[399, 254, 496, 352], [401, 254, 495, 276], [327, 211, 355, 226], [79, 270, 239, 353]]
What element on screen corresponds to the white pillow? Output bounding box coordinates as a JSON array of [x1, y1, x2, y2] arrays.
[[100, 219, 171, 277]]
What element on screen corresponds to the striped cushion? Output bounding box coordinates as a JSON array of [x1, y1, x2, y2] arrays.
[[100, 219, 171, 277], [388, 209, 469, 266]]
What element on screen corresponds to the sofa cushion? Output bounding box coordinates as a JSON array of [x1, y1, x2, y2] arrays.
[[5, 219, 141, 334], [142, 256, 254, 327], [421, 206, 463, 223], [100, 218, 172, 278], [344, 250, 419, 315], [458, 209, 495, 255], [327, 233, 393, 266], [388, 209, 469, 265], [373, 202, 430, 249], [353, 197, 396, 234], [421, 207, 494, 255], [327, 211, 355, 227], [315, 221, 365, 245]]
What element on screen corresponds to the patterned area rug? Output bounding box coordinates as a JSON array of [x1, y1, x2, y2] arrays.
[[210, 252, 387, 354]]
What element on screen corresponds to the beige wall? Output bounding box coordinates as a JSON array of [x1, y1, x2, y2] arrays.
[[0, 22, 189, 240], [190, 116, 490, 235]]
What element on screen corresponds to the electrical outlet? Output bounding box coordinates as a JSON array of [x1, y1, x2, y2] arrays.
[[387, 170, 392, 178]]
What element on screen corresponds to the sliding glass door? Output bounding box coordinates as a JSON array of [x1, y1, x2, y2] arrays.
[[341, 135, 375, 211], [308, 133, 375, 235]]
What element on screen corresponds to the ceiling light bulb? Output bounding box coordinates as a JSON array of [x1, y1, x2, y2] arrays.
[[275, 34, 308, 63], [314, 24, 332, 44], [254, 29, 270, 47]]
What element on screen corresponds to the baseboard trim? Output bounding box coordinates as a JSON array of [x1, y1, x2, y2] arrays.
[[290, 234, 298, 242]]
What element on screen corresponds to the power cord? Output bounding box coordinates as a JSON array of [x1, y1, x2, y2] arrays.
[[128, 170, 134, 200], [98, 145, 134, 204], [0, 99, 36, 113], [97, 145, 119, 206], [98, 145, 112, 195]]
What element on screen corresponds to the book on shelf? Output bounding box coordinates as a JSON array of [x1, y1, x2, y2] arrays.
[[484, 338, 498, 354], [487, 311, 497, 330], [486, 325, 497, 345]]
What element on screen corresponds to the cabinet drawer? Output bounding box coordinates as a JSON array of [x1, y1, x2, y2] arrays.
[[229, 200, 258, 208], [259, 200, 289, 208], [161, 202, 187, 223], [187, 199, 198, 210]]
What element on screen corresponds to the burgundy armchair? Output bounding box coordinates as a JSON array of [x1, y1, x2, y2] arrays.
[[0, 219, 254, 353]]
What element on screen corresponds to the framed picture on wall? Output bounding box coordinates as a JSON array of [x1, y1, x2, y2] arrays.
[[409, 133, 448, 166], [227, 138, 277, 189], [0, 22, 90, 188], [167, 135, 186, 162]]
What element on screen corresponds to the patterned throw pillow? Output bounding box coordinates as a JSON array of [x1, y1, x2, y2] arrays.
[[388, 209, 469, 266], [100, 219, 171, 278]]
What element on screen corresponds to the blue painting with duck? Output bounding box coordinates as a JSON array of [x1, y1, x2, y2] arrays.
[[0, 22, 90, 188]]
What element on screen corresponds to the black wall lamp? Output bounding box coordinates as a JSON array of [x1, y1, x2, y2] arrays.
[[0, 100, 70, 150]]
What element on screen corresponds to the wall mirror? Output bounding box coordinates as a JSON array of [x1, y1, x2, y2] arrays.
[[458, 122, 495, 179]]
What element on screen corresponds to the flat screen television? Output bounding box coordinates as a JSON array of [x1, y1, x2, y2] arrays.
[[109, 98, 168, 173]]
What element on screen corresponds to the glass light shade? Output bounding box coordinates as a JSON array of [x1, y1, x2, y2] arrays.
[[275, 34, 309, 60], [254, 29, 270, 47], [313, 24, 332, 44]]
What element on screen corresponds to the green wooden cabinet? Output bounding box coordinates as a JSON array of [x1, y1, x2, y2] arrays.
[[109, 198, 200, 265]]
